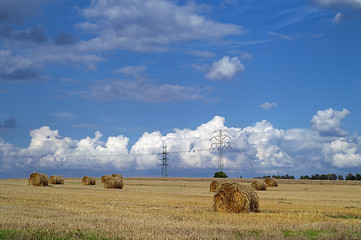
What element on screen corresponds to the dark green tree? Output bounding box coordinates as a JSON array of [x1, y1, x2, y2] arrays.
[[214, 171, 228, 178], [327, 174, 337, 180], [320, 174, 328, 180], [311, 174, 320, 180], [338, 175, 344, 180], [345, 173, 356, 181], [356, 173, 361, 181]]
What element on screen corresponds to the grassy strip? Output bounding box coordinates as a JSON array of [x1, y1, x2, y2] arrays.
[[283, 229, 327, 239], [0, 229, 114, 240], [233, 230, 261, 239], [331, 215, 361, 220], [282, 229, 361, 239]]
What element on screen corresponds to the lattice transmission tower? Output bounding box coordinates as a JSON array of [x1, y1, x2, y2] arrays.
[[210, 129, 231, 171], [158, 145, 168, 177]]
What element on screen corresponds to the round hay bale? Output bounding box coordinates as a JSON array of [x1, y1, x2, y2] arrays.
[[49, 175, 64, 184], [214, 183, 259, 213], [28, 172, 49, 186], [251, 180, 267, 191], [101, 175, 112, 183], [210, 180, 221, 192], [104, 177, 124, 189], [265, 178, 278, 187], [112, 173, 123, 179], [82, 176, 96, 185]]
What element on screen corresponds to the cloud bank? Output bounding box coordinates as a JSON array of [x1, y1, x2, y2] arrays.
[[1, 109, 359, 178], [77, 0, 245, 52], [313, 0, 361, 9], [1, 0, 244, 82]]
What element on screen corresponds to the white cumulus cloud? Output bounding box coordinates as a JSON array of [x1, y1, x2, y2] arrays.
[[0, 126, 131, 171], [311, 108, 350, 136], [205, 56, 244, 81], [1, 110, 360, 176], [260, 102, 277, 110], [322, 136, 361, 167]]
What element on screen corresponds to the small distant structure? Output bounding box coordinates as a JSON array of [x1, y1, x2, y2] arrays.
[[158, 145, 168, 177], [210, 129, 231, 171]]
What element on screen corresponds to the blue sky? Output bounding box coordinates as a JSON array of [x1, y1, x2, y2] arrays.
[[1, 0, 361, 179]]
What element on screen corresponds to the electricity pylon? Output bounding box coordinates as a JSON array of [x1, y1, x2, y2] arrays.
[[158, 145, 168, 177], [210, 129, 231, 171]]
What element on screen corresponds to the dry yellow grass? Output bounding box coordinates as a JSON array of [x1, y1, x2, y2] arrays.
[[1, 177, 361, 239]]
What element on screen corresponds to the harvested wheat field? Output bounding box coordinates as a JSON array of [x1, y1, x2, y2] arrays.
[[1, 178, 361, 239]]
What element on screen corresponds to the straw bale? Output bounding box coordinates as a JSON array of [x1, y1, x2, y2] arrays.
[[82, 176, 96, 185], [112, 173, 123, 179], [210, 180, 221, 192], [265, 178, 278, 187], [28, 172, 49, 186], [101, 175, 112, 183], [214, 183, 259, 213], [49, 175, 64, 184], [251, 180, 267, 191], [104, 177, 124, 189]]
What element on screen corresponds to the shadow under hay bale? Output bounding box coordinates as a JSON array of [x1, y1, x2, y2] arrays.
[[251, 180, 267, 191], [28, 172, 49, 186], [104, 177, 123, 189], [265, 178, 278, 187], [214, 183, 259, 213], [210, 180, 221, 192], [112, 173, 123, 179], [49, 175, 64, 184], [101, 175, 112, 183], [82, 176, 96, 185]]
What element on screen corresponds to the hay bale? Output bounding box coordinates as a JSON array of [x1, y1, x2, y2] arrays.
[[210, 180, 221, 192], [112, 173, 123, 179], [265, 178, 278, 187], [82, 176, 96, 185], [49, 175, 64, 184], [101, 175, 112, 183], [28, 172, 49, 186], [251, 180, 267, 191], [213, 183, 259, 213], [104, 177, 123, 189]]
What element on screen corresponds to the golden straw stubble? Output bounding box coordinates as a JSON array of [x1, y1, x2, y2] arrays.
[[28, 172, 49, 186], [214, 182, 259, 213]]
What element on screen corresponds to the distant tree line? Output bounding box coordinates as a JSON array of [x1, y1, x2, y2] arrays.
[[255, 174, 295, 179], [253, 173, 361, 181], [300, 173, 361, 181]]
